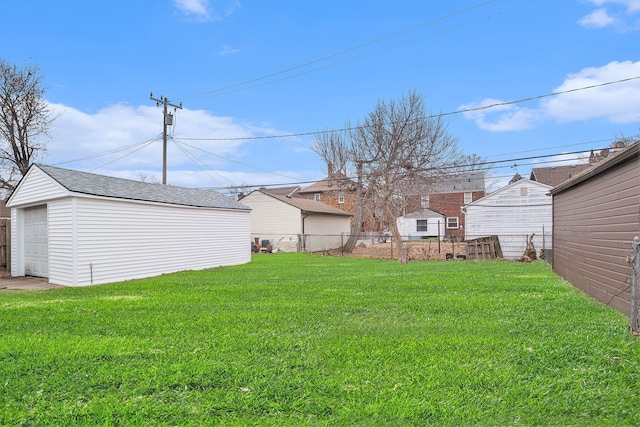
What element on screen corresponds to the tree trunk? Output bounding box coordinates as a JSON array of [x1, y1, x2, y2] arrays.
[[343, 161, 363, 253], [383, 202, 406, 264]]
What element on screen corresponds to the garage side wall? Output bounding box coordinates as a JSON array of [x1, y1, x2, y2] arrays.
[[553, 155, 640, 315], [241, 192, 302, 250], [304, 214, 351, 252], [57, 198, 250, 286]]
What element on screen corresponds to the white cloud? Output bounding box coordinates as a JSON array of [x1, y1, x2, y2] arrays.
[[459, 98, 538, 131], [578, 8, 616, 27], [174, 0, 211, 20], [542, 60, 640, 123], [460, 60, 640, 131], [216, 44, 240, 56], [42, 102, 293, 188], [173, 0, 241, 22], [579, 0, 640, 29]]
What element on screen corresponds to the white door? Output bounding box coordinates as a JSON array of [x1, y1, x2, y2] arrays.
[[24, 205, 48, 277]]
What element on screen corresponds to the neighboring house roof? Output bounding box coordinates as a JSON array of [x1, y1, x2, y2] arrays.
[[529, 164, 592, 187], [10, 164, 250, 210], [399, 172, 486, 196], [260, 186, 301, 197], [400, 208, 445, 219], [255, 190, 352, 216], [298, 172, 355, 194], [550, 141, 639, 195]]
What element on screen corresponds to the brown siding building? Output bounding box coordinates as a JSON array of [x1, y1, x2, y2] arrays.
[[550, 141, 640, 316]]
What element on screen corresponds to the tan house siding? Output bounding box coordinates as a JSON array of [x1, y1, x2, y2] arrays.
[[551, 142, 639, 316]]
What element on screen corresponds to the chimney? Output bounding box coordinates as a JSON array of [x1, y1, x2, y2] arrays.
[[327, 162, 334, 177]]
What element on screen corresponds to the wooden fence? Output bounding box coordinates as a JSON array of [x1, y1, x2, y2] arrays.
[[465, 235, 503, 260], [0, 218, 8, 272]]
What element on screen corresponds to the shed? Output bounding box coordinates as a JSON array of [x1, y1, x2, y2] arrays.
[[462, 178, 552, 260], [550, 142, 640, 316], [396, 209, 445, 240], [240, 189, 352, 252], [6, 164, 251, 286]]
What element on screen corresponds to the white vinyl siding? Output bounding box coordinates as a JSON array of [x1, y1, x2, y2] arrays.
[[303, 214, 350, 252], [65, 198, 250, 286], [241, 191, 302, 249], [397, 214, 445, 240], [464, 179, 552, 260], [8, 167, 67, 207], [47, 199, 75, 284], [9, 166, 251, 286]]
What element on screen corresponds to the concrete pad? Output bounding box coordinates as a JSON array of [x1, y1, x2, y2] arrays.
[[0, 276, 65, 291]]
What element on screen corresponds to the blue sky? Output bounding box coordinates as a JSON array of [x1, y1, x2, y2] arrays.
[[1, 0, 639, 192]]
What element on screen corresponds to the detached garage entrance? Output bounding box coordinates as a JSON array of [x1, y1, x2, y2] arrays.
[[24, 205, 48, 278]]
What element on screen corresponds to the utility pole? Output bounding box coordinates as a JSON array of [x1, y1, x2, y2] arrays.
[[150, 92, 182, 184]]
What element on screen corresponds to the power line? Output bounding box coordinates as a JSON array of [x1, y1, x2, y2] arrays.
[[176, 0, 496, 103], [176, 75, 640, 142], [53, 137, 161, 166], [206, 147, 604, 192]]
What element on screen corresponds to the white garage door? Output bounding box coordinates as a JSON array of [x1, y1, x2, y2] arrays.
[[24, 205, 48, 277]]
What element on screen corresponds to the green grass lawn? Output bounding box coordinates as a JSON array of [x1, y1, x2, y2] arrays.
[[1, 253, 639, 426]]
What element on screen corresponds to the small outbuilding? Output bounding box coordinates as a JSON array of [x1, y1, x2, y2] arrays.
[[396, 209, 445, 240], [6, 164, 251, 286], [550, 142, 639, 316], [462, 178, 553, 260], [240, 189, 352, 252]]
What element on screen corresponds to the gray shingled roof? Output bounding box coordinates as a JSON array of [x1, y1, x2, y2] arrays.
[[36, 164, 250, 210], [400, 208, 445, 219], [529, 164, 593, 187], [258, 190, 352, 216]]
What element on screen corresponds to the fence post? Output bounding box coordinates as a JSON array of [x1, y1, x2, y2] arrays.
[[631, 236, 640, 334]]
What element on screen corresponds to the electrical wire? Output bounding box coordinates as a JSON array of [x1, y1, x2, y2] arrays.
[[176, 0, 496, 103], [172, 138, 236, 187], [176, 75, 640, 142]]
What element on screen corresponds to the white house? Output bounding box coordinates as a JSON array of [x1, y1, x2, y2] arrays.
[[240, 189, 352, 252], [396, 208, 445, 240], [462, 178, 552, 260], [6, 164, 251, 286]]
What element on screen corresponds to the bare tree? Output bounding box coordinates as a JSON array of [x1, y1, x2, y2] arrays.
[[311, 126, 366, 253], [314, 91, 467, 263], [0, 59, 51, 197]]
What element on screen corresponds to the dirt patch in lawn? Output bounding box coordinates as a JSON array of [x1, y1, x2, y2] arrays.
[[323, 240, 467, 261]]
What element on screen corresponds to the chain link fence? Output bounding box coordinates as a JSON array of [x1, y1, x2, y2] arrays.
[[253, 232, 552, 261]]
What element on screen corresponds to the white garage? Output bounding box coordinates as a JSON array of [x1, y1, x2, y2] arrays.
[[24, 205, 49, 277], [6, 164, 251, 286]]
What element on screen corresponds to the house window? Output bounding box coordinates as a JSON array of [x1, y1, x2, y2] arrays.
[[446, 217, 459, 229], [520, 187, 528, 197], [314, 193, 320, 201], [416, 219, 428, 232], [338, 193, 345, 204], [421, 195, 429, 208], [464, 192, 472, 204]]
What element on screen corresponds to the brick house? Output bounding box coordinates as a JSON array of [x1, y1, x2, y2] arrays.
[[296, 167, 380, 232], [401, 172, 486, 241]]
